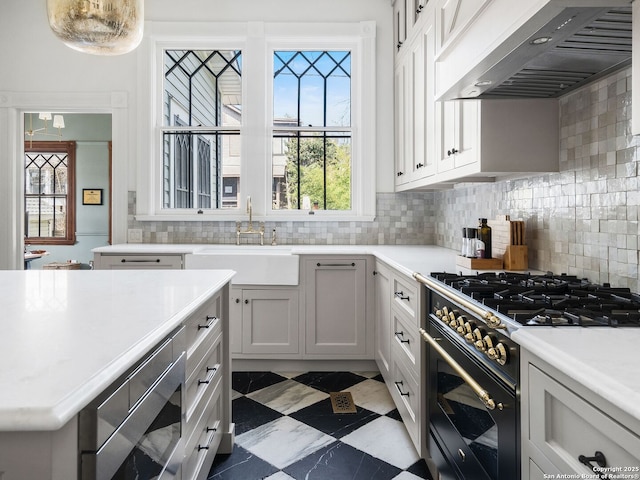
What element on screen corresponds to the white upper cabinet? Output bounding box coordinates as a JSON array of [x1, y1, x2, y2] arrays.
[[434, 98, 558, 184], [435, 99, 478, 174], [394, 0, 432, 57], [393, 0, 561, 190], [435, 0, 491, 53], [395, 3, 437, 190]]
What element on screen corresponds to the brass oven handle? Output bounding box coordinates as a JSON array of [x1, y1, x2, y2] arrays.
[[413, 272, 506, 329], [419, 327, 503, 411]]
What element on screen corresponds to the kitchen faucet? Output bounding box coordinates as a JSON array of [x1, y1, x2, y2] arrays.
[[236, 196, 264, 245]]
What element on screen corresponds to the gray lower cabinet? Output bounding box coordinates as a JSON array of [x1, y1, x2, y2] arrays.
[[230, 286, 300, 356], [374, 260, 392, 375], [521, 350, 640, 479], [374, 259, 426, 457], [182, 286, 232, 480], [303, 257, 371, 357]]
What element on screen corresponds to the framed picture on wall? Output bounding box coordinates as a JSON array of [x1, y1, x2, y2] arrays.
[[82, 188, 103, 205]]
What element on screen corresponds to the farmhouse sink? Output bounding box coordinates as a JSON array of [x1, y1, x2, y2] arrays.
[[184, 246, 299, 285]]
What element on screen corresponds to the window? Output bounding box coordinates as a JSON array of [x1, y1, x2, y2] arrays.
[[24, 141, 76, 244], [162, 49, 242, 209], [272, 50, 352, 211], [140, 21, 376, 220]]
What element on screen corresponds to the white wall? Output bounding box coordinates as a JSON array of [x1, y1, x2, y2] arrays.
[[0, 0, 394, 268]]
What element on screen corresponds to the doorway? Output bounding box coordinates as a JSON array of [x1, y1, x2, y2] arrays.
[[22, 113, 112, 270]]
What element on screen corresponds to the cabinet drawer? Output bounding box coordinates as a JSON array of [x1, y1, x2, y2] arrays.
[[390, 345, 420, 448], [392, 274, 419, 321], [529, 365, 640, 475], [95, 254, 183, 270], [186, 331, 223, 424], [184, 381, 223, 480], [185, 292, 222, 354], [392, 310, 419, 373]]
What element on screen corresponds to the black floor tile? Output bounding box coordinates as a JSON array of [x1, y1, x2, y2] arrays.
[[371, 373, 385, 383], [290, 398, 380, 438], [231, 396, 283, 435], [232, 371, 287, 394], [284, 440, 402, 480], [208, 445, 278, 480], [292, 371, 367, 393], [407, 458, 435, 479], [385, 408, 403, 422]]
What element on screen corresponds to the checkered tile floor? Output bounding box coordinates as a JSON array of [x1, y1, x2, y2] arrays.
[[208, 371, 433, 480]]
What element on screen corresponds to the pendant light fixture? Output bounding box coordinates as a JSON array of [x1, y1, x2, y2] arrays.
[[46, 0, 144, 56], [25, 113, 66, 147]]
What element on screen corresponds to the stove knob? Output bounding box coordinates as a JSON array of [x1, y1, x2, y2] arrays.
[[472, 328, 485, 342], [487, 343, 509, 365], [473, 328, 487, 351], [483, 335, 495, 350], [435, 308, 443, 319], [442, 306, 450, 318], [449, 317, 459, 329], [462, 321, 476, 342], [455, 316, 467, 336]]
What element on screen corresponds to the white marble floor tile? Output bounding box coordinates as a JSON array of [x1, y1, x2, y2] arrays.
[[264, 472, 296, 480], [275, 371, 306, 379], [346, 378, 395, 414], [341, 416, 420, 469], [392, 471, 425, 480], [353, 371, 380, 378], [247, 379, 329, 415], [231, 389, 243, 400], [236, 416, 335, 470]]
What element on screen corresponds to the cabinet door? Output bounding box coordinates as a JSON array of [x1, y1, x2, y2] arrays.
[[241, 289, 299, 355], [436, 0, 491, 51], [305, 259, 368, 356], [394, 53, 411, 185], [229, 287, 243, 355], [393, 0, 407, 54], [436, 100, 457, 172], [436, 99, 479, 173], [529, 365, 640, 476], [414, 17, 437, 179], [374, 261, 392, 375]]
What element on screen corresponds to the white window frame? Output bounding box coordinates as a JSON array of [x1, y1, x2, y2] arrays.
[[136, 21, 376, 222]]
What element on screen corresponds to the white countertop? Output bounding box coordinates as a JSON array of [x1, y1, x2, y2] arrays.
[[0, 269, 234, 431], [93, 243, 475, 279], [512, 327, 640, 425]]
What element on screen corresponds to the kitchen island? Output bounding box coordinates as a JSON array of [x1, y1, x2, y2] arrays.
[[0, 269, 234, 480]]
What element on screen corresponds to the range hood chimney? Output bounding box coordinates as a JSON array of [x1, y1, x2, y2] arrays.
[[439, 5, 631, 100]]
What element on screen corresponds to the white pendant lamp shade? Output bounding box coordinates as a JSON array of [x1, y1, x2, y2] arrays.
[[46, 0, 144, 56], [53, 115, 65, 129]]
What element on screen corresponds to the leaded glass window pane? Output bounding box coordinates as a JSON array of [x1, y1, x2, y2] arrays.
[[162, 49, 242, 209], [272, 50, 352, 211]]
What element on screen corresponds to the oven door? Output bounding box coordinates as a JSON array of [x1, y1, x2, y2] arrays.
[[427, 319, 518, 480]]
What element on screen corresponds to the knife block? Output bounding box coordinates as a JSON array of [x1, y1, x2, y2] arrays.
[[503, 245, 528, 271]]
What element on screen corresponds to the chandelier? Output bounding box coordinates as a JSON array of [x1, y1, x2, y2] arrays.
[[46, 0, 144, 56], [25, 113, 65, 147]]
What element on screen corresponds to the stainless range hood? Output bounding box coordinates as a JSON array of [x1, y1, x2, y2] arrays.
[[439, 5, 632, 100]]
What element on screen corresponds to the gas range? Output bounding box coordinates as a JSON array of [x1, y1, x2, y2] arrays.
[[430, 271, 640, 329]]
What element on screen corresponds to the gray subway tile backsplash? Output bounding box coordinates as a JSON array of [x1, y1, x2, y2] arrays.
[[129, 67, 639, 290]]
